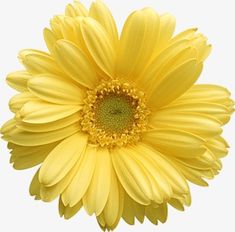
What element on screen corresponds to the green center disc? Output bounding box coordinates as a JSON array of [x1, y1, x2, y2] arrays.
[[95, 95, 135, 133]]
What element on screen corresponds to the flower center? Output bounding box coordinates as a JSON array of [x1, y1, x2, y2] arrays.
[[81, 80, 149, 148]]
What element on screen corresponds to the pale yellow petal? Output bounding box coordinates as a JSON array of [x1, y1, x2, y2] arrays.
[[65, 1, 88, 17], [9, 92, 37, 113], [6, 71, 31, 92], [89, 0, 118, 47], [29, 169, 41, 199], [62, 145, 96, 207], [163, 102, 231, 125], [136, 39, 190, 91], [178, 84, 234, 111], [39, 133, 87, 186], [40, 157, 82, 202], [102, 170, 120, 227], [138, 144, 189, 195], [154, 13, 176, 55], [112, 147, 152, 205], [150, 111, 222, 138], [116, 8, 160, 79], [28, 74, 84, 105], [17, 112, 80, 133], [126, 145, 172, 203], [4, 122, 80, 146], [80, 17, 116, 77], [19, 49, 63, 76], [148, 59, 201, 108], [18, 100, 81, 124], [143, 129, 206, 158], [54, 39, 98, 88], [83, 148, 111, 216], [43, 28, 58, 55]]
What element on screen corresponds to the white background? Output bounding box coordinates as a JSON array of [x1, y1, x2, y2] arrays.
[[0, 0, 234, 231]]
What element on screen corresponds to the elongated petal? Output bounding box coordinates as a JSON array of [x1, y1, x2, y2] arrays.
[[116, 8, 160, 79], [17, 112, 80, 132], [148, 59, 201, 108], [161, 102, 231, 125], [178, 84, 234, 111], [136, 40, 190, 91], [4, 122, 80, 146], [80, 17, 116, 77], [6, 71, 31, 92], [138, 144, 189, 195], [143, 129, 206, 158], [28, 74, 84, 105], [40, 157, 82, 202], [9, 92, 37, 113], [83, 148, 111, 216], [89, 1, 118, 47], [18, 100, 81, 124], [59, 197, 83, 219], [39, 133, 87, 186], [150, 111, 222, 137], [19, 49, 63, 76], [43, 28, 58, 55], [154, 13, 176, 54], [54, 40, 98, 88], [65, 1, 88, 17], [102, 170, 120, 227], [62, 145, 97, 207], [112, 147, 152, 205]]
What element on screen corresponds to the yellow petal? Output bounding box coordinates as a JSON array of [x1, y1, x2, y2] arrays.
[[112, 147, 152, 205], [43, 28, 58, 55], [17, 112, 80, 133], [136, 39, 190, 91], [102, 170, 120, 227], [178, 84, 234, 111], [54, 39, 98, 88], [6, 71, 31, 92], [28, 74, 84, 105], [116, 8, 160, 80], [83, 148, 111, 216], [164, 102, 231, 125], [154, 13, 176, 55], [127, 145, 172, 203], [18, 100, 81, 124], [4, 122, 80, 146], [150, 111, 222, 138], [40, 157, 82, 202], [62, 145, 96, 207], [168, 198, 185, 211], [89, 0, 118, 47], [19, 49, 63, 76], [143, 129, 206, 158], [39, 133, 87, 186], [12, 151, 48, 170], [122, 193, 135, 225], [9, 92, 37, 113], [65, 1, 88, 17], [148, 59, 201, 108], [80, 17, 116, 77], [206, 136, 228, 158], [138, 144, 189, 195], [29, 169, 41, 199], [173, 161, 209, 186]]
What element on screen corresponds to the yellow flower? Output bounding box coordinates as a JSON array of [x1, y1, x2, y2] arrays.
[[1, 0, 234, 230]]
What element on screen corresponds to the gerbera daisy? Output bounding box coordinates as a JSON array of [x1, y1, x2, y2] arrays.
[[1, 0, 234, 230]]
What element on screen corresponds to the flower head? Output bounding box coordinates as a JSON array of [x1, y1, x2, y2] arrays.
[[1, 0, 234, 231]]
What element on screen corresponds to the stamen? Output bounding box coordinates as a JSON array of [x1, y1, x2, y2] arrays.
[[81, 80, 150, 148]]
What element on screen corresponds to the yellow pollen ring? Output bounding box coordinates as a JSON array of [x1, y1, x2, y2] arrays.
[[81, 80, 150, 148]]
